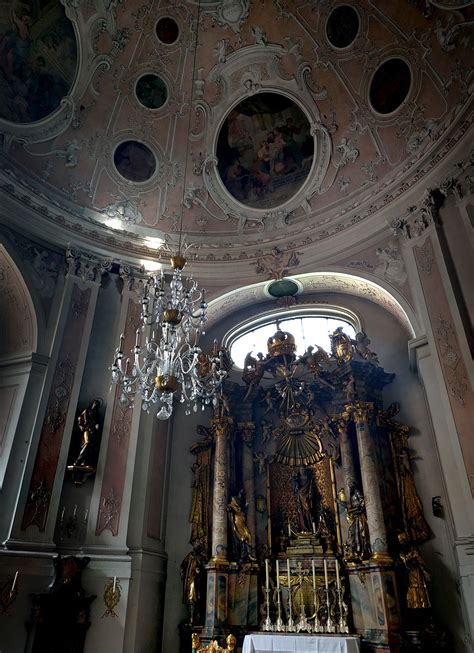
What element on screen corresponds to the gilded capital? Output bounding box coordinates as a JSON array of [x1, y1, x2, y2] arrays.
[[212, 415, 233, 438], [353, 401, 374, 425]]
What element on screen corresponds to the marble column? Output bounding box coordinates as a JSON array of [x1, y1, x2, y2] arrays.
[[239, 422, 256, 550], [353, 402, 390, 562], [210, 415, 233, 563], [336, 411, 357, 500]]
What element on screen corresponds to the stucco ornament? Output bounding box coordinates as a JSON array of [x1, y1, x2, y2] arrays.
[[214, 0, 250, 33], [101, 199, 143, 225]]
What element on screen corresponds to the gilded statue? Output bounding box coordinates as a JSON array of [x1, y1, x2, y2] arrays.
[[292, 466, 318, 533], [180, 540, 206, 625], [227, 490, 255, 562], [67, 399, 101, 485], [330, 327, 353, 363], [399, 534, 431, 609], [345, 489, 371, 561], [391, 428, 430, 544]]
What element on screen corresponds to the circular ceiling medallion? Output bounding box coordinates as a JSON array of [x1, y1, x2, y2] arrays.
[[0, 3, 77, 123], [114, 141, 157, 183], [326, 5, 360, 49], [136, 74, 168, 109], [156, 17, 179, 44], [216, 93, 314, 210], [369, 58, 412, 115]]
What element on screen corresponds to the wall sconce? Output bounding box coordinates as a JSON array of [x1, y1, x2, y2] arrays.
[[0, 571, 19, 614], [256, 495, 267, 513], [59, 505, 88, 540], [103, 576, 121, 617]]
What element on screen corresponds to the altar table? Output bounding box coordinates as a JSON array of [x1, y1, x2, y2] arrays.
[[242, 634, 360, 653]]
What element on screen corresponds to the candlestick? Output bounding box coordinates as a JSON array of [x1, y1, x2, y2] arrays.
[[262, 588, 273, 631], [323, 558, 328, 590], [312, 559, 316, 591], [335, 559, 341, 592], [286, 558, 296, 631], [265, 559, 269, 589], [113, 576, 117, 594], [276, 559, 280, 589], [124, 358, 130, 375], [119, 333, 124, 351], [135, 329, 141, 347]]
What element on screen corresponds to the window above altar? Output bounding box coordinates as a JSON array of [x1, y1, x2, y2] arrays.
[[226, 307, 359, 369]]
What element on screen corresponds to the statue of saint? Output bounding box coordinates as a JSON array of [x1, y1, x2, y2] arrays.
[[180, 541, 206, 625], [396, 444, 431, 544], [399, 535, 431, 609], [346, 489, 371, 560], [292, 466, 318, 533], [73, 399, 101, 468], [227, 490, 255, 562]]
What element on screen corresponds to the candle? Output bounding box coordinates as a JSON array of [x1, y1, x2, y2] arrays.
[[73, 504, 77, 518], [135, 329, 141, 347], [124, 358, 130, 375], [276, 559, 280, 589], [84, 509, 89, 521], [323, 558, 329, 590], [287, 558, 291, 589], [113, 576, 117, 593], [265, 559, 269, 589], [312, 521, 316, 534], [312, 559, 316, 591], [60, 506, 65, 521], [11, 571, 18, 593], [288, 520, 291, 537], [335, 559, 341, 592], [119, 333, 124, 351]]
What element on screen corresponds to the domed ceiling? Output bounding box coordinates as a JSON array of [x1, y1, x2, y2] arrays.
[[0, 0, 472, 272]]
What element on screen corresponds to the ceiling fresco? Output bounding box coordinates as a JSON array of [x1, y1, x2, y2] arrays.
[[0, 0, 472, 266]]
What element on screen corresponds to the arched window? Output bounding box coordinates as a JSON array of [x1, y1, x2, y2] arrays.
[[225, 307, 359, 369]]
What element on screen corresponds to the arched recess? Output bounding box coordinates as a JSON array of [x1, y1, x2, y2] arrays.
[[206, 270, 419, 338], [0, 245, 39, 487]]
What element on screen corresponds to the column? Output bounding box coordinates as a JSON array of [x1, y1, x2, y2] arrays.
[[210, 415, 233, 563], [336, 411, 357, 500], [238, 422, 256, 549], [352, 401, 390, 562]]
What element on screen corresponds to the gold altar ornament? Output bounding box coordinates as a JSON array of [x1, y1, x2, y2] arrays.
[[102, 576, 121, 618], [191, 633, 236, 652]]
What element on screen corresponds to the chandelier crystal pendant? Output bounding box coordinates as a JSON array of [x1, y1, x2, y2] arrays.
[[111, 254, 229, 420]]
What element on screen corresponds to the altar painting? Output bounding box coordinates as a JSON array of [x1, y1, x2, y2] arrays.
[[0, 1, 77, 123], [216, 93, 314, 210]]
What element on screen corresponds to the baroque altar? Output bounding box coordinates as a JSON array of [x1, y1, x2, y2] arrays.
[[180, 326, 439, 652]]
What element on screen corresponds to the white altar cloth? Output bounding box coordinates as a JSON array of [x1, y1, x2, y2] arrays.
[[242, 634, 360, 653]]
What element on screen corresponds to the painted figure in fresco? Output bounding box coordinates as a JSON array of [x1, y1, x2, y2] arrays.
[[180, 540, 206, 625], [292, 466, 318, 533], [73, 399, 101, 469], [346, 489, 371, 560], [0, 2, 76, 123], [227, 491, 255, 562], [398, 534, 431, 609]]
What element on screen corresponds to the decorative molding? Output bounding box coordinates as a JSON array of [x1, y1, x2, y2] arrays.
[[21, 285, 91, 531]]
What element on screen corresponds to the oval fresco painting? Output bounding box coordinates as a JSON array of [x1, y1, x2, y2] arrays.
[[216, 93, 314, 210], [0, 1, 77, 123]]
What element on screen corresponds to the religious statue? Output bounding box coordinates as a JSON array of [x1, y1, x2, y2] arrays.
[[391, 429, 431, 544], [180, 540, 206, 625], [398, 534, 431, 609], [227, 490, 255, 562], [330, 327, 354, 363], [346, 489, 371, 561], [354, 332, 379, 363], [292, 467, 318, 533], [189, 430, 212, 550], [315, 506, 336, 553], [67, 399, 102, 486]]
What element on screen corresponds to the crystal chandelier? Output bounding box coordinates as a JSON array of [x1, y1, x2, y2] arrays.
[[110, 0, 228, 419]]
